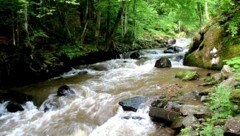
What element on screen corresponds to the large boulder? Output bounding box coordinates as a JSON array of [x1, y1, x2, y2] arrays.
[[57, 85, 75, 96], [155, 57, 172, 68], [130, 51, 141, 59], [119, 96, 146, 112], [6, 101, 24, 112], [184, 10, 240, 70]]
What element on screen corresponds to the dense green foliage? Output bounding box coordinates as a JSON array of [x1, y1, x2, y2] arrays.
[[199, 85, 238, 136], [225, 57, 240, 72], [0, 0, 239, 60]]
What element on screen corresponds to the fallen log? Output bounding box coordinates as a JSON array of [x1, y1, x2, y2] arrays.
[[149, 107, 182, 122]]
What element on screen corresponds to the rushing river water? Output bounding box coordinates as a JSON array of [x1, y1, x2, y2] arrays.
[[0, 39, 215, 136]]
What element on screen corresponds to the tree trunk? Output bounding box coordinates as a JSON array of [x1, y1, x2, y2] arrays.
[[12, 11, 16, 46], [106, 0, 111, 44], [95, 0, 101, 45], [54, 1, 71, 39], [106, 1, 126, 50], [205, 2, 210, 21], [132, 0, 137, 44], [197, 2, 204, 27], [23, 3, 32, 51]]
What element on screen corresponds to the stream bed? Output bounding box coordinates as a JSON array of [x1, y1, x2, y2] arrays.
[[0, 39, 217, 136]]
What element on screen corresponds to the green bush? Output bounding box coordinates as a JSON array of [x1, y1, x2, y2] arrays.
[[198, 85, 238, 136], [59, 41, 99, 59], [224, 57, 240, 72]]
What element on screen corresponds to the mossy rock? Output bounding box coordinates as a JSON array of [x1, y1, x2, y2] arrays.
[[175, 71, 199, 81], [229, 89, 240, 104], [201, 73, 223, 86], [184, 12, 240, 70]]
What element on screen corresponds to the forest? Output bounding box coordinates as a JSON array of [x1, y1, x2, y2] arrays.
[[0, 0, 239, 86], [0, 0, 240, 136]]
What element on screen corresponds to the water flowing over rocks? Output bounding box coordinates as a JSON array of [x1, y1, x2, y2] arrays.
[[39, 85, 77, 112], [0, 91, 32, 113], [0, 91, 32, 104], [1, 38, 219, 136], [164, 46, 184, 54]]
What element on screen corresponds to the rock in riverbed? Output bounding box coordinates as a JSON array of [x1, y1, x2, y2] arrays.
[[155, 57, 172, 68], [119, 96, 146, 112]]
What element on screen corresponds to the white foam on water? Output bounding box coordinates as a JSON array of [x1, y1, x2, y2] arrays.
[[89, 107, 156, 136]]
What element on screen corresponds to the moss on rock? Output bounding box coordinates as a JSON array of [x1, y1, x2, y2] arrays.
[[175, 71, 199, 81], [229, 89, 240, 104], [184, 10, 240, 70]]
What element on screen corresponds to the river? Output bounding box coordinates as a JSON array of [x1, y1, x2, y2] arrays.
[[0, 39, 215, 136]]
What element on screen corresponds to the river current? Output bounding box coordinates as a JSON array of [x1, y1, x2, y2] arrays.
[[0, 39, 214, 136]]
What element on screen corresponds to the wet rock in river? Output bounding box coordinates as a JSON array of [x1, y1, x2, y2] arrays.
[[6, 101, 24, 112], [163, 46, 184, 54], [224, 117, 240, 135], [130, 51, 140, 59], [89, 65, 107, 71], [119, 96, 146, 112], [163, 48, 175, 53], [168, 39, 176, 46], [172, 56, 184, 62], [57, 85, 75, 96], [40, 97, 60, 112], [0, 91, 32, 104], [155, 57, 172, 68], [173, 46, 184, 52], [122, 116, 144, 120], [77, 71, 88, 75], [175, 71, 199, 81]]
